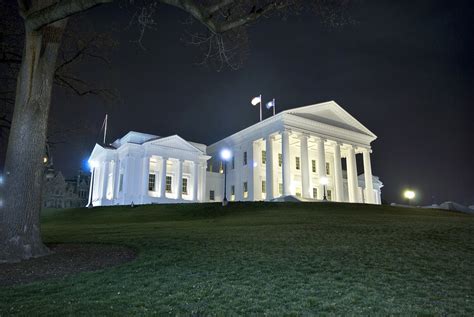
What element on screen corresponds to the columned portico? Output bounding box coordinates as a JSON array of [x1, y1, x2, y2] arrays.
[[316, 138, 326, 200], [363, 148, 375, 203], [299, 133, 311, 198], [281, 129, 291, 196], [265, 135, 275, 201], [346, 145, 359, 203]]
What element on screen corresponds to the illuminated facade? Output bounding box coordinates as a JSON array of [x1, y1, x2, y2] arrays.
[[88, 101, 383, 206]]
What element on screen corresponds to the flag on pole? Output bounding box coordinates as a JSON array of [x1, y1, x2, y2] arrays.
[[265, 99, 275, 109], [251, 96, 261, 106]]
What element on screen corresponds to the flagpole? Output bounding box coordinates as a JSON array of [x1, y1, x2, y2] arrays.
[[273, 98, 276, 116], [259, 94, 262, 122], [103, 114, 108, 145]]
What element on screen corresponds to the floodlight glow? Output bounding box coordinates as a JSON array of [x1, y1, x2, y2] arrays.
[[404, 190, 415, 200], [88, 160, 98, 169], [320, 176, 328, 185], [220, 149, 232, 161], [0, 175, 4, 185]]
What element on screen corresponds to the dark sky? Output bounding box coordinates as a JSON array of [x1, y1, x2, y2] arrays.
[[49, 0, 474, 205]]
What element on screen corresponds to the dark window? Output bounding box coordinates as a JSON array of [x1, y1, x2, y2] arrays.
[[166, 176, 172, 193], [210, 190, 215, 201], [312, 160, 316, 173], [232, 157, 235, 169], [278, 153, 282, 167], [182, 178, 188, 194], [327, 189, 332, 201], [262, 180, 266, 193], [296, 157, 300, 170], [262, 150, 266, 164], [326, 162, 330, 175], [119, 174, 124, 192], [313, 187, 318, 198], [243, 152, 248, 165], [148, 174, 155, 191]]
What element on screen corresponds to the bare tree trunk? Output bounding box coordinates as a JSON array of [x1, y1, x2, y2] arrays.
[[0, 19, 67, 263]]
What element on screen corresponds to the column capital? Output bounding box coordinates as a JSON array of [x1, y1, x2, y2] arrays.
[[298, 132, 310, 140], [281, 127, 292, 134]]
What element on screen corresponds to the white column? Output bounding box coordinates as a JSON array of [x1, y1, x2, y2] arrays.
[[248, 141, 255, 200], [346, 145, 359, 203], [87, 167, 95, 206], [265, 135, 274, 201], [100, 160, 109, 201], [254, 141, 262, 200], [363, 148, 375, 203], [159, 157, 167, 198], [281, 129, 291, 196], [316, 138, 326, 200], [176, 159, 183, 200], [193, 161, 199, 201], [299, 133, 311, 199], [199, 163, 206, 202], [333, 142, 344, 202], [141, 156, 150, 203]]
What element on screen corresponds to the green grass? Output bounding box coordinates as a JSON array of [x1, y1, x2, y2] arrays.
[[1, 202, 473, 316]]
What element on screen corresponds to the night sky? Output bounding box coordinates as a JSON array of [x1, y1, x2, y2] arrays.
[[48, 0, 473, 205]]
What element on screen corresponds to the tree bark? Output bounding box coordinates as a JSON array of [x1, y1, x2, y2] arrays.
[[0, 19, 67, 263]]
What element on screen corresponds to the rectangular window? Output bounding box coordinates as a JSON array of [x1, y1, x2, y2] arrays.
[[296, 157, 301, 170], [262, 180, 266, 193], [148, 174, 155, 191], [326, 162, 330, 175], [312, 160, 316, 173], [232, 157, 235, 169], [296, 187, 302, 198], [182, 178, 188, 194], [279, 183, 283, 195], [243, 152, 248, 165], [231, 185, 235, 201], [166, 176, 172, 193], [210, 190, 215, 201], [313, 187, 318, 199], [243, 182, 248, 198], [327, 189, 332, 201], [262, 150, 266, 164], [278, 153, 282, 167], [219, 161, 224, 173], [119, 174, 124, 192]]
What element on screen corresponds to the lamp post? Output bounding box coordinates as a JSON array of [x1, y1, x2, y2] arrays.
[[320, 176, 328, 201], [404, 190, 415, 206], [220, 149, 232, 206]]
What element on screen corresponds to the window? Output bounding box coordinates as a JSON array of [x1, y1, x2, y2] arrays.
[[231, 185, 235, 201], [278, 153, 282, 167], [243, 182, 248, 198], [119, 174, 124, 192], [166, 176, 172, 193], [232, 157, 235, 169], [148, 174, 156, 191], [279, 183, 283, 195], [262, 150, 266, 164], [327, 189, 332, 201], [219, 161, 224, 173], [313, 187, 318, 199], [295, 157, 300, 170], [243, 152, 248, 165], [210, 190, 215, 201], [182, 178, 188, 194], [262, 180, 266, 193], [312, 160, 316, 173], [296, 187, 302, 198], [326, 162, 330, 175]]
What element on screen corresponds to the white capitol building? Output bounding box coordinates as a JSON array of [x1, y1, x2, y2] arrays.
[[88, 101, 383, 206]]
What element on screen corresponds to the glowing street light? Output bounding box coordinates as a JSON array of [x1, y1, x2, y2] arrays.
[[404, 190, 415, 205], [220, 149, 232, 206], [320, 176, 328, 201]]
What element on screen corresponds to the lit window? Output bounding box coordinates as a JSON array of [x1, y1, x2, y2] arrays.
[[262, 180, 266, 193], [313, 187, 317, 199], [148, 174, 155, 191], [219, 161, 224, 173], [312, 160, 316, 173], [210, 190, 215, 201], [295, 157, 300, 170], [278, 153, 282, 167], [231, 185, 235, 201], [166, 176, 172, 193], [243, 182, 248, 198], [243, 152, 248, 165], [262, 150, 266, 164], [326, 162, 330, 175], [182, 178, 188, 194]]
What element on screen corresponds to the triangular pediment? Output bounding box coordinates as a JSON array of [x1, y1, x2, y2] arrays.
[[145, 135, 204, 154], [284, 101, 376, 138]]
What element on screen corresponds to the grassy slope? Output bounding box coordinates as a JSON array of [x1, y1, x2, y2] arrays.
[[1, 202, 473, 316]]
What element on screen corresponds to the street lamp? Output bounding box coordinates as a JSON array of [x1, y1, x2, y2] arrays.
[[320, 176, 328, 201], [220, 149, 232, 206], [404, 189, 415, 205]]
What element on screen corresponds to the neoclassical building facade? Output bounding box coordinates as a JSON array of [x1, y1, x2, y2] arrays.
[[88, 101, 383, 206]]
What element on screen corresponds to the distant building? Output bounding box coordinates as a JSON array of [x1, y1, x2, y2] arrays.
[[42, 165, 90, 208], [88, 101, 383, 206]]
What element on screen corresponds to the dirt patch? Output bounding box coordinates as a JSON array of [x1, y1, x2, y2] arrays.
[[0, 244, 136, 287]]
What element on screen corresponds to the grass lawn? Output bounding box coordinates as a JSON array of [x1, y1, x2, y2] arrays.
[[1, 202, 473, 316]]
